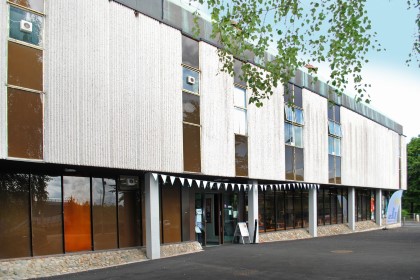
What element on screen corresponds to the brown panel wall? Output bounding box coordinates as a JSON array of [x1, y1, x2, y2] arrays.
[[183, 124, 201, 172], [162, 184, 181, 243]]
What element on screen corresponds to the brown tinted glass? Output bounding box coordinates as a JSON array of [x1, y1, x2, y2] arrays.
[[183, 92, 200, 124], [324, 188, 331, 225], [181, 187, 195, 241], [162, 183, 182, 243], [118, 176, 141, 248], [10, 0, 44, 13], [63, 176, 92, 252], [330, 189, 337, 224], [258, 192, 265, 232], [182, 36, 199, 69], [275, 190, 285, 230], [92, 178, 117, 250], [317, 189, 324, 225], [301, 190, 309, 227], [328, 155, 335, 183], [295, 147, 304, 181], [285, 191, 294, 229], [8, 88, 43, 159], [8, 41, 43, 91], [264, 190, 275, 231], [294, 190, 302, 228], [335, 157, 341, 184], [235, 135, 248, 177], [0, 173, 31, 259], [294, 86, 303, 108], [285, 145, 294, 180], [183, 124, 201, 172], [31, 175, 63, 256]]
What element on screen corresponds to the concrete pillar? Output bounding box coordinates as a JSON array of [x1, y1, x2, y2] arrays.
[[309, 187, 317, 237], [375, 189, 382, 227], [145, 173, 160, 259], [348, 187, 356, 231], [248, 180, 259, 243]]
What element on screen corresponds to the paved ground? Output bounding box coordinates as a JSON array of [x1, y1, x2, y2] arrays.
[[41, 225, 420, 280]]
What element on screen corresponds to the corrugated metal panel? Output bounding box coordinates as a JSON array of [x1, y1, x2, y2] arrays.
[[0, 1, 7, 159], [45, 0, 183, 172], [248, 84, 284, 180], [400, 136, 407, 190], [302, 89, 328, 184], [341, 107, 400, 189], [200, 43, 235, 177]]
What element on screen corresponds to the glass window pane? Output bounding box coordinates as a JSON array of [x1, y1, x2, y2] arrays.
[[295, 108, 304, 125], [328, 121, 334, 135], [302, 190, 309, 227], [285, 191, 294, 229], [182, 67, 200, 93], [235, 135, 248, 177], [275, 190, 285, 230], [335, 157, 341, 184], [258, 192, 265, 232], [8, 41, 43, 91], [294, 190, 302, 228], [284, 105, 294, 122], [335, 124, 342, 137], [0, 173, 31, 259], [285, 146, 294, 180], [294, 126, 303, 148], [284, 84, 293, 104], [324, 188, 331, 225], [331, 189, 338, 224], [329, 155, 335, 183], [63, 176, 91, 252], [8, 88, 43, 159], [328, 136, 334, 155], [294, 86, 303, 108], [328, 104, 334, 120], [183, 92, 200, 124], [265, 190, 275, 231], [183, 124, 201, 172], [162, 183, 181, 243], [118, 176, 142, 247], [182, 36, 199, 69], [92, 178, 117, 250], [335, 138, 341, 156], [234, 86, 246, 108], [9, 0, 44, 13], [234, 108, 247, 135], [317, 188, 324, 226], [9, 6, 43, 46], [31, 175, 63, 256], [295, 147, 304, 181], [284, 123, 294, 145], [334, 105, 340, 123], [234, 59, 246, 86]]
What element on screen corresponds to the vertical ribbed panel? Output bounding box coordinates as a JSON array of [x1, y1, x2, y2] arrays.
[[302, 89, 328, 183], [341, 107, 400, 189], [200, 43, 235, 177], [45, 0, 183, 172], [0, 1, 7, 158], [400, 136, 407, 190], [248, 85, 284, 180]]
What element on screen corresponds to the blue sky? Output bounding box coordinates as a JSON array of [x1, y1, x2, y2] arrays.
[[177, 0, 419, 140]]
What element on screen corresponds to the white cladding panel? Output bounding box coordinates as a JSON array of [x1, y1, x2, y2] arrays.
[[0, 1, 7, 159], [400, 136, 407, 190], [302, 89, 328, 184], [248, 85, 284, 180], [45, 0, 183, 172], [200, 43, 235, 177], [341, 107, 399, 189]]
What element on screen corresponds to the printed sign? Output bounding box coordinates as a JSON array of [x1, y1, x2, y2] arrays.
[[386, 190, 403, 224]]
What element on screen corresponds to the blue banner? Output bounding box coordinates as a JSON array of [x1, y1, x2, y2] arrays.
[[386, 190, 403, 224]]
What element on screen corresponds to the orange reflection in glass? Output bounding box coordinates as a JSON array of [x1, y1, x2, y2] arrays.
[[64, 196, 91, 252]]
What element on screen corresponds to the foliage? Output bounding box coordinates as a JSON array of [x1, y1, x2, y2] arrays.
[[193, 0, 419, 107], [403, 136, 420, 213], [406, 0, 420, 67]]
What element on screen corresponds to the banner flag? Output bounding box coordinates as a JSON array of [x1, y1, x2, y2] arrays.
[[203, 181, 208, 188], [179, 177, 185, 186], [160, 174, 167, 183], [196, 180, 201, 188], [152, 173, 158, 181], [170, 176, 176, 185], [187, 179, 193, 187], [225, 184, 228, 191], [217, 183, 221, 190], [386, 190, 403, 224]]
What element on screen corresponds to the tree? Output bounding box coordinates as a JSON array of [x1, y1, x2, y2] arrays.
[[192, 0, 420, 107], [403, 136, 420, 214]]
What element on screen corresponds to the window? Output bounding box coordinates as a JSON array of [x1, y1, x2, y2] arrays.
[[161, 182, 182, 244], [182, 36, 201, 173], [235, 135, 248, 177], [284, 83, 304, 181], [7, 3, 45, 160], [328, 104, 341, 184]]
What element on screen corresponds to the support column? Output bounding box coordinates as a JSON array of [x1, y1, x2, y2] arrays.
[[348, 187, 356, 231], [145, 173, 160, 259], [248, 180, 259, 243], [375, 189, 382, 227], [309, 187, 317, 237]]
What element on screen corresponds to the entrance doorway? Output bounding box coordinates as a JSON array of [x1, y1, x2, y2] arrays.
[[195, 192, 241, 246]]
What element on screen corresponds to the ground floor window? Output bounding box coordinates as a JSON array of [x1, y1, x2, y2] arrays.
[[317, 186, 348, 226], [0, 167, 144, 260], [356, 189, 375, 222]]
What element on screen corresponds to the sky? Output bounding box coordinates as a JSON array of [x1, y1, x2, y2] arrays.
[[176, 0, 419, 141]]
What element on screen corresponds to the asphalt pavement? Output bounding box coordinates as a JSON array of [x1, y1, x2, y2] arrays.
[[41, 225, 420, 280]]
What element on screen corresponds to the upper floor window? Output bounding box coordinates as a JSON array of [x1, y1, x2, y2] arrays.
[[328, 104, 341, 184]]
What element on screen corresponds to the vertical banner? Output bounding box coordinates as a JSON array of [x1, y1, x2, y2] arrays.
[[386, 190, 403, 224]]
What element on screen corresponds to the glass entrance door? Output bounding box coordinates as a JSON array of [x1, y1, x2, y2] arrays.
[[223, 192, 239, 243]]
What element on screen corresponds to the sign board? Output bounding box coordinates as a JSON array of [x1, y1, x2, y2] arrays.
[[386, 190, 403, 224], [233, 222, 250, 244]]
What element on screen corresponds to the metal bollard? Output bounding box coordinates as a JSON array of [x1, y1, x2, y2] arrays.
[[416, 214, 419, 222]]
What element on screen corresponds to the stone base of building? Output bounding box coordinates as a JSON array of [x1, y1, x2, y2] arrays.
[[161, 241, 203, 258], [259, 229, 311, 243]]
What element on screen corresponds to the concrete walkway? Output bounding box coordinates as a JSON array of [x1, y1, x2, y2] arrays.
[[41, 225, 420, 280]]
